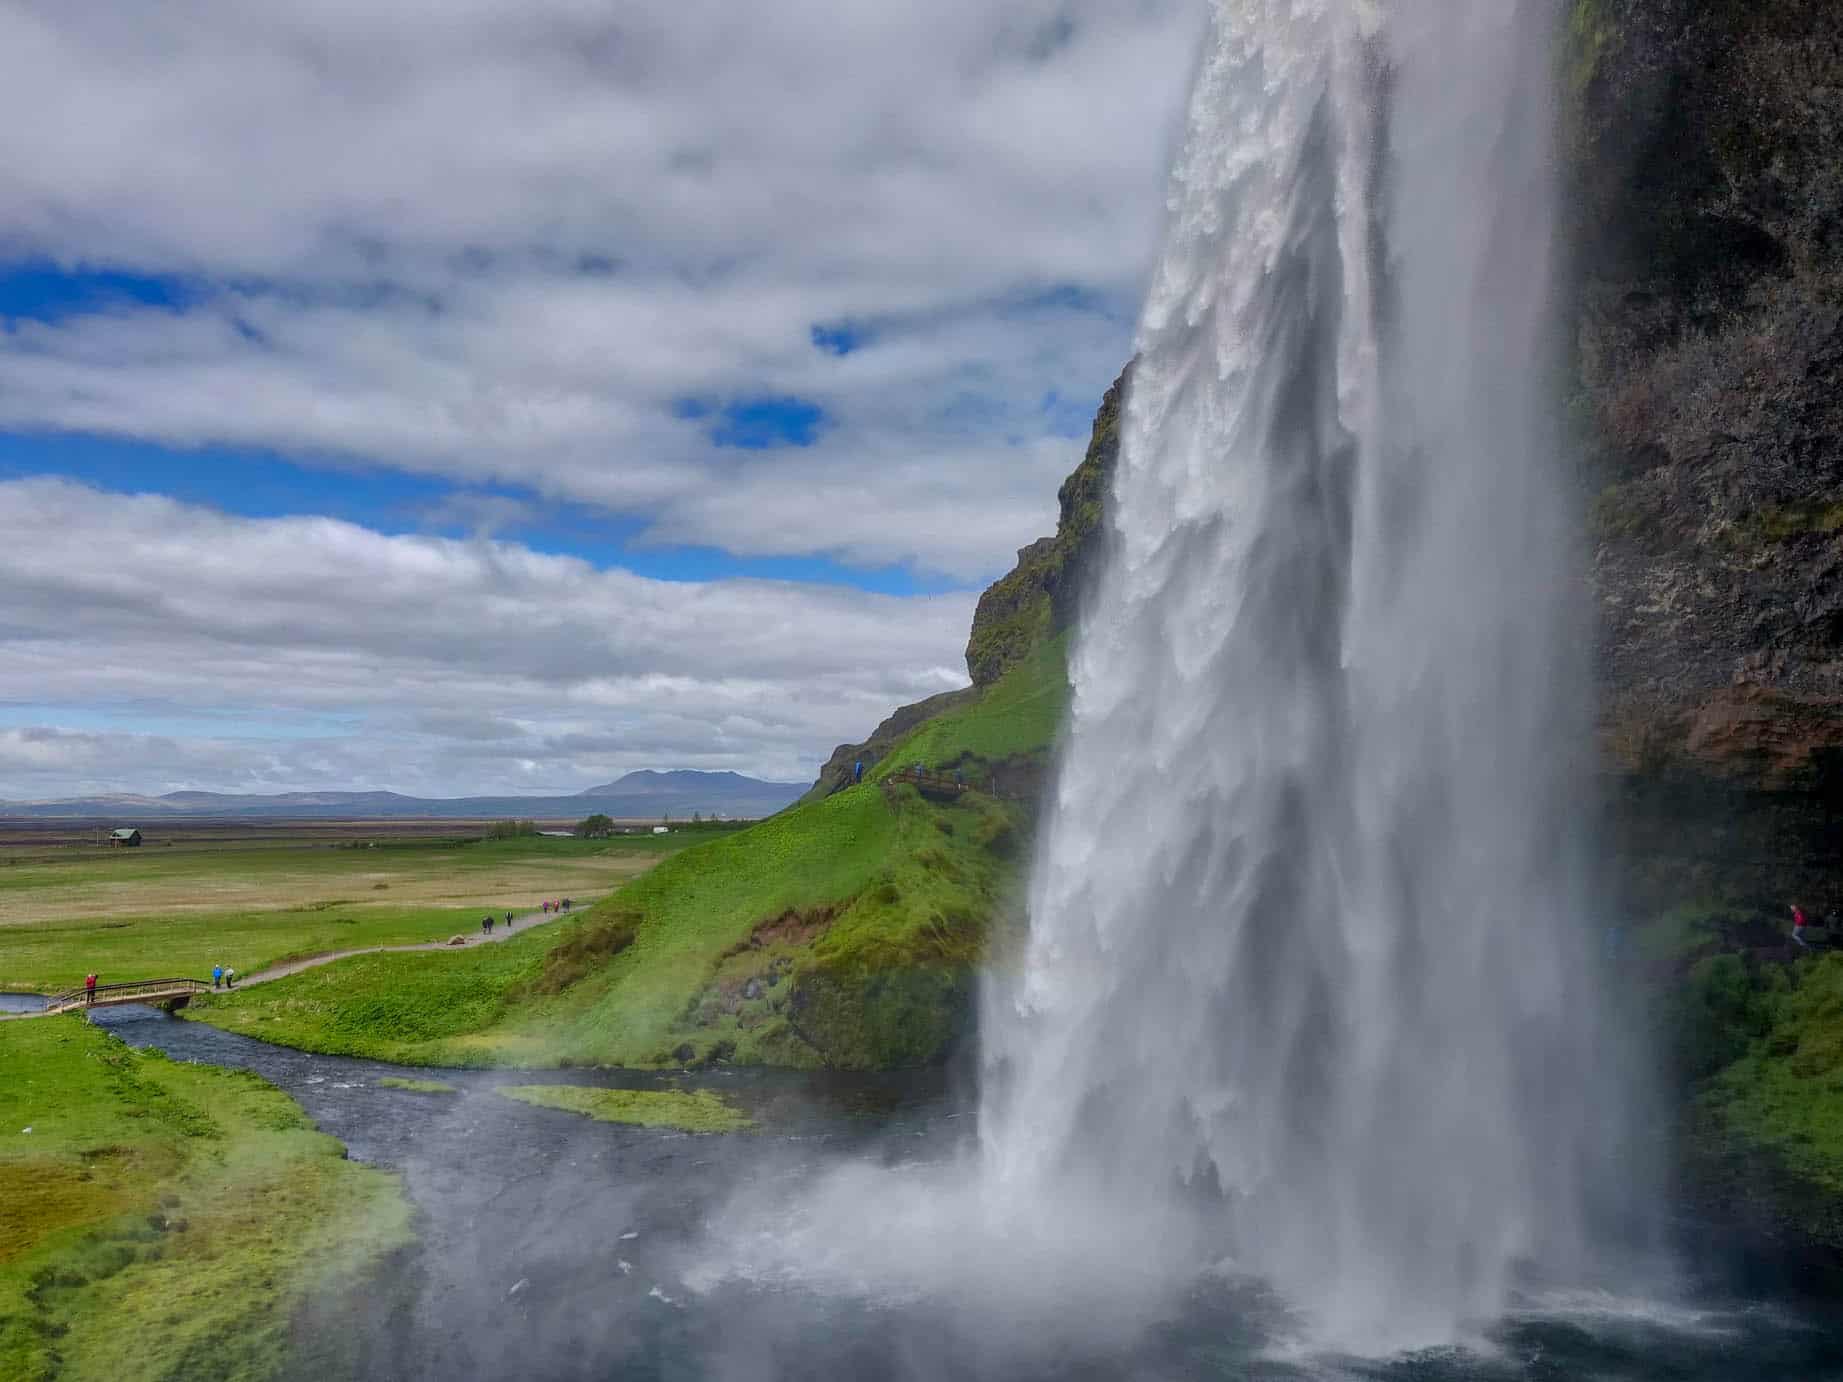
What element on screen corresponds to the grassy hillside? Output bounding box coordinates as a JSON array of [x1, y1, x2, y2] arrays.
[[189, 641, 1070, 1070], [0, 1018, 410, 1382], [870, 636, 1068, 784]]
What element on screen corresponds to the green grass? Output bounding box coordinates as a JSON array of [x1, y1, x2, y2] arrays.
[[0, 831, 710, 994], [0, 904, 484, 995], [186, 781, 1020, 1071], [494, 1085, 751, 1133], [186, 645, 1072, 1072], [0, 1018, 411, 1382], [376, 1076, 457, 1094], [872, 635, 1068, 781], [184, 929, 552, 1066]]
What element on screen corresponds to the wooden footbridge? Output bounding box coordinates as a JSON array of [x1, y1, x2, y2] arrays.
[[44, 978, 214, 1016]]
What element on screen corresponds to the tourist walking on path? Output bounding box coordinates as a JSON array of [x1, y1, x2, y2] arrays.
[[213, 964, 223, 990], [1793, 904, 1815, 948], [854, 759, 863, 784], [84, 973, 97, 1005], [225, 968, 236, 989], [504, 911, 514, 931]]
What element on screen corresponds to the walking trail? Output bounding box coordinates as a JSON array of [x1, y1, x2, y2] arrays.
[[1, 906, 576, 1020], [234, 905, 569, 987]]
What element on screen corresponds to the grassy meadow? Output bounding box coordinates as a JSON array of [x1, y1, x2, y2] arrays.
[[187, 644, 1065, 1071], [0, 830, 724, 993], [0, 1018, 411, 1382]]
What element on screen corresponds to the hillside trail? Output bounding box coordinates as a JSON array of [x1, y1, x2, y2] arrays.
[[0, 905, 578, 1021], [233, 905, 569, 988]]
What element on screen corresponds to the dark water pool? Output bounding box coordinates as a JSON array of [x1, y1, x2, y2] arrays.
[[92, 1005, 1843, 1381], [0, 992, 48, 1014]]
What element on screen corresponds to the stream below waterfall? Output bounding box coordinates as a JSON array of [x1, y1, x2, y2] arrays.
[[83, 1005, 1843, 1381]]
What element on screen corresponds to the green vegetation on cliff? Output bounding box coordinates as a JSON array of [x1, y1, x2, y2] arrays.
[[0, 1018, 410, 1382], [1669, 944, 1843, 1195], [964, 367, 1124, 688], [1637, 901, 1843, 1258], [872, 635, 1068, 782]]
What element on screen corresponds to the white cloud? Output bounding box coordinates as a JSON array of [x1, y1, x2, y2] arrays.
[[0, 0, 1199, 577], [0, 479, 974, 796]]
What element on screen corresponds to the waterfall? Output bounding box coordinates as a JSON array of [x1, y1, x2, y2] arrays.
[[977, 0, 1651, 1351]]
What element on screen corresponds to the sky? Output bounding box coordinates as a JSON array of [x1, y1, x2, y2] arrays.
[[0, 0, 1203, 799]]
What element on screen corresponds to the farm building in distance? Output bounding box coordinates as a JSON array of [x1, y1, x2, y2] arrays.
[[108, 828, 143, 847]]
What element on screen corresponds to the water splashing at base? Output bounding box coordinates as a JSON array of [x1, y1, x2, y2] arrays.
[[977, 0, 1658, 1352]]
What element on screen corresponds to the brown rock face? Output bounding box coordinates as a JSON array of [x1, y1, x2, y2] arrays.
[[1681, 687, 1843, 792], [1606, 684, 1843, 793]]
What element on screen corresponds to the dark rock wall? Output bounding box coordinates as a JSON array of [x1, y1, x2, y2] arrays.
[[1572, 0, 1843, 911]]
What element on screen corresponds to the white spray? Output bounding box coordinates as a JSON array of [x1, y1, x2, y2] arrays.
[[977, 0, 1649, 1351]]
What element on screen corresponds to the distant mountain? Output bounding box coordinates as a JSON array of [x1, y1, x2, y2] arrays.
[[0, 772, 806, 822], [575, 770, 790, 799]]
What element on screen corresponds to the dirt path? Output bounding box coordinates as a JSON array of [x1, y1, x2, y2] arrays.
[[230, 905, 572, 988], [0, 907, 578, 1021]]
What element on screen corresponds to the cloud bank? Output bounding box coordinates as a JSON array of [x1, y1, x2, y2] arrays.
[[0, 2, 1201, 793], [0, 480, 972, 796], [0, 1, 1199, 576]]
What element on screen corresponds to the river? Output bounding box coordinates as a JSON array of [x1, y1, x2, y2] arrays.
[[83, 1004, 1843, 1381]]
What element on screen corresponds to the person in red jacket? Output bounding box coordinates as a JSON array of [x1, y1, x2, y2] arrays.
[[1792, 904, 1814, 948], [84, 973, 97, 1004]]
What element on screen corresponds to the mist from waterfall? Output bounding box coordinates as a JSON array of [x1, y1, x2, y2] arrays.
[[975, 0, 1658, 1352]]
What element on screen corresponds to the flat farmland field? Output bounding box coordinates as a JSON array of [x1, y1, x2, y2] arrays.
[[0, 820, 740, 993]]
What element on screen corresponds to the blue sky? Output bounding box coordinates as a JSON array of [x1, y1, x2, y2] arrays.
[[0, 0, 1200, 796]]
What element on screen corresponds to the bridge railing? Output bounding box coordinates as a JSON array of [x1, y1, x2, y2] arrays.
[[47, 977, 211, 1009]]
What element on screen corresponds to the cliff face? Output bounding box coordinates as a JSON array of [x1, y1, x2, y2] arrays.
[[804, 364, 1125, 803], [963, 365, 1128, 687], [1571, 0, 1843, 908]]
